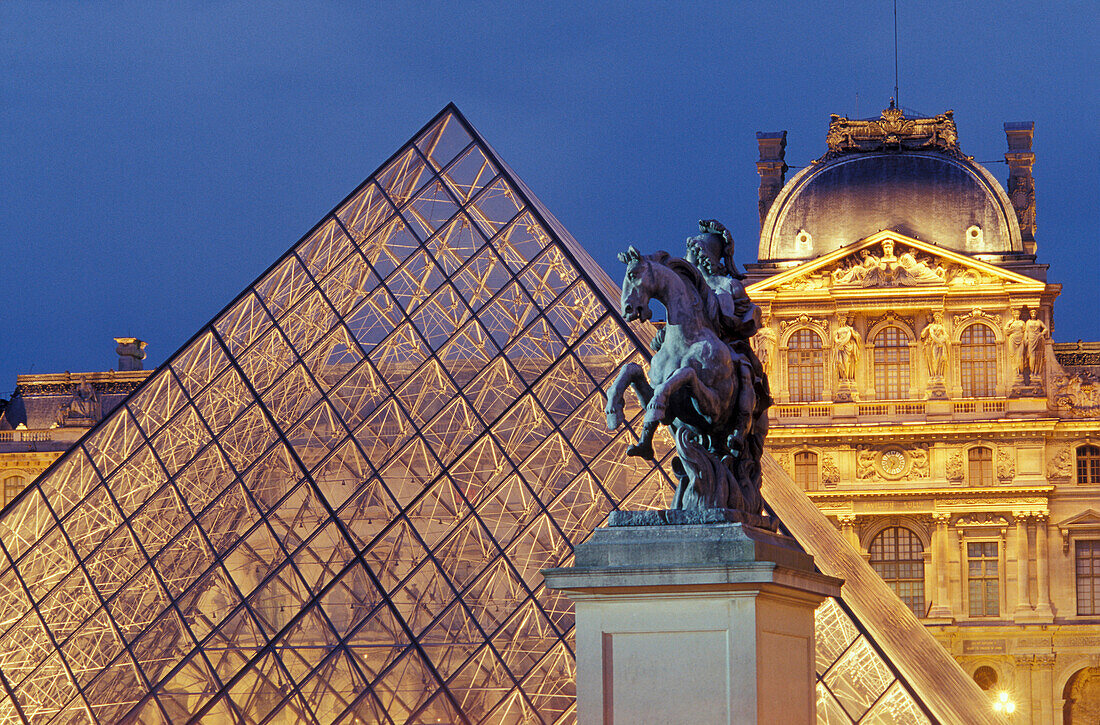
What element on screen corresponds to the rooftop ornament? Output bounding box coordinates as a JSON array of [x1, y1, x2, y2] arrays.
[[605, 220, 772, 524]]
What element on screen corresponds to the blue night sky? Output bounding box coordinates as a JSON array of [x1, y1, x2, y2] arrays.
[[2, 2, 1097, 395]]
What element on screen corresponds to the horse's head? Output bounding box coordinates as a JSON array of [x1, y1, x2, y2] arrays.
[[617, 245, 655, 322]]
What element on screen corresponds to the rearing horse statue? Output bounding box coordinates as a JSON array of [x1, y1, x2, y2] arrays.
[[605, 245, 767, 514]]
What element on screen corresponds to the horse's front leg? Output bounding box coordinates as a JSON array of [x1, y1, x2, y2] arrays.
[[605, 363, 652, 430], [627, 366, 700, 460]]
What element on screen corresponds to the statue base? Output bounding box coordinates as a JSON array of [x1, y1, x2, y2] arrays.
[[609, 507, 777, 531], [1010, 382, 1045, 398], [543, 524, 842, 725], [834, 380, 858, 402], [925, 379, 948, 400]]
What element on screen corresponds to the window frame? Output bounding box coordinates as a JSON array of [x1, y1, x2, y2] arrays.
[[793, 451, 818, 491], [968, 446, 993, 487], [966, 539, 1001, 617], [1076, 539, 1100, 616], [1077, 445, 1100, 485], [958, 322, 998, 398], [872, 325, 911, 400], [868, 526, 926, 618], [786, 328, 826, 403]]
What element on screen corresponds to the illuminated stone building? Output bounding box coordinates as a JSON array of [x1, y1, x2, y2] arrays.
[[747, 106, 1100, 723], [0, 106, 1005, 723], [0, 341, 151, 508]]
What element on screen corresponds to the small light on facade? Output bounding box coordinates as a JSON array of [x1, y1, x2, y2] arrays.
[[993, 690, 1016, 715]]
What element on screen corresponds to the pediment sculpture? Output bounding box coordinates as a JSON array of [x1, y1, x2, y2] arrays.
[[774, 239, 1012, 293], [830, 240, 945, 287]]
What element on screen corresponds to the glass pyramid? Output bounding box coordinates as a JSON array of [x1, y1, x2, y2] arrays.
[[0, 106, 973, 724]]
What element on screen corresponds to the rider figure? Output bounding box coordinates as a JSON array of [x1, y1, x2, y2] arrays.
[[685, 220, 760, 340]]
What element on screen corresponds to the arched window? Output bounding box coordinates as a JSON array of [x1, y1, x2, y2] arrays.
[[794, 451, 818, 490], [873, 326, 910, 400], [969, 447, 993, 486], [2, 476, 24, 506], [1064, 667, 1100, 725], [869, 527, 925, 617], [1077, 445, 1100, 485], [959, 323, 998, 397], [787, 329, 824, 402]]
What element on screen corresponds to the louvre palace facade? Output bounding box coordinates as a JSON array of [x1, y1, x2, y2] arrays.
[[746, 106, 1100, 723], [0, 103, 1095, 723]]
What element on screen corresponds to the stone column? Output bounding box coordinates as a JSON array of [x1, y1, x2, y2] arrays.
[[1013, 512, 1033, 618], [544, 522, 842, 725], [1035, 654, 1055, 725], [928, 513, 953, 619], [1034, 512, 1054, 620], [1014, 655, 1034, 724], [957, 529, 969, 616], [838, 513, 860, 552]]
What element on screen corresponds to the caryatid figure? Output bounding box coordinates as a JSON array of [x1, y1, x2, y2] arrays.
[[1025, 308, 1049, 377], [920, 311, 948, 378], [1004, 308, 1026, 378], [833, 315, 861, 382], [752, 325, 777, 378]]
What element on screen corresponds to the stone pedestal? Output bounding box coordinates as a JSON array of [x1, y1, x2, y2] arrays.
[[834, 380, 858, 403], [925, 378, 948, 400], [543, 523, 842, 725]]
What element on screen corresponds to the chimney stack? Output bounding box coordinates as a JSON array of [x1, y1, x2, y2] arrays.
[[1004, 122, 1036, 254], [756, 131, 788, 227], [114, 338, 147, 371]]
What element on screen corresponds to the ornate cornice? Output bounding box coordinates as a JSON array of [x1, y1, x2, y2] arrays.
[[807, 485, 1053, 502], [1056, 351, 1100, 367], [14, 371, 150, 397]]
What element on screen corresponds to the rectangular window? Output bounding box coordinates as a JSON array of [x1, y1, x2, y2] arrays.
[[3, 477, 24, 506], [1077, 540, 1100, 616], [968, 541, 999, 617], [794, 452, 818, 490], [968, 448, 993, 486]]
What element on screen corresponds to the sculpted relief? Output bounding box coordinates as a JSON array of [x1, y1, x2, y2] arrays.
[[779, 239, 1004, 292], [1052, 371, 1100, 415]]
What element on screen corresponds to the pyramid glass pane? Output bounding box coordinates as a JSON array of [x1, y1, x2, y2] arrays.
[[0, 106, 964, 723]]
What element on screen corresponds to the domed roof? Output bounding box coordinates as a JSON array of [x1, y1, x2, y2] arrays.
[[759, 109, 1022, 261]]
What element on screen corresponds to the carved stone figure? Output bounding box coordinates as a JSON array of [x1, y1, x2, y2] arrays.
[[57, 376, 102, 427], [895, 252, 946, 285], [1047, 447, 1074, 480], [946, 452, 964, 482], [856, 449, 878, 480], [921, 312, 948, 379], [996, 448, 1016, 482], [833, 315, 861, 382], [821, 454, 841, 486], [832, 249, 884, 286], [605, 221, 770, 516], [1005, 308, 1026, 380], [909, 448, 930, 478], [1025, 308, 1048, 379], [752, 325, 777, 378]]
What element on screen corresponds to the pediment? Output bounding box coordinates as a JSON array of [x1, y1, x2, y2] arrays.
[[1056, 509, 1100, 529], [748, 230, 1045, 295], [1056, 509, 1100, 552]]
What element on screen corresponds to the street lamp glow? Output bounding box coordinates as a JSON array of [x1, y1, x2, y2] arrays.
[[993, 690, 1016, 714]]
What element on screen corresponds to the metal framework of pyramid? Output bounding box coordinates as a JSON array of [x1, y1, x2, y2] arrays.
[[0, 106, 985, 724]]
